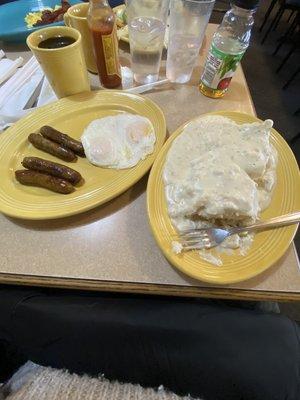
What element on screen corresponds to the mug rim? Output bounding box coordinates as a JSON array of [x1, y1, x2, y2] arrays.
[[26, 26, 81, 52], [67, 2, 89, 19]]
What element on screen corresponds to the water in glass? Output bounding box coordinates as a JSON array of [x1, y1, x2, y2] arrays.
[[167, 0, 215, 83], [129, 16, 166, 84]]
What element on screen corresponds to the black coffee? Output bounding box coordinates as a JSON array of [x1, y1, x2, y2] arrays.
[[38, 36, 76, 49]]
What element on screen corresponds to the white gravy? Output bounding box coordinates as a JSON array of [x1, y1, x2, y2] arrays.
[[163, 115, 277, 257]]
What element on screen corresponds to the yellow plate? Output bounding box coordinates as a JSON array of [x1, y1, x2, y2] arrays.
[[0, 90, 166, 220], [147, 111, 300, 284]]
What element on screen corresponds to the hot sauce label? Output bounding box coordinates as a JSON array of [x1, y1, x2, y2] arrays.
[[101, 26, 121, 77]]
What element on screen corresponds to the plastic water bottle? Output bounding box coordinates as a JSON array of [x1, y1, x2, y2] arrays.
[[199, 0, 259, 98]]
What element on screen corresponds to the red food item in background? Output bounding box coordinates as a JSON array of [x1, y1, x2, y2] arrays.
[[33, 1, 71, 27], [54, 14, 64, 22], [61, 0, 71, 12]]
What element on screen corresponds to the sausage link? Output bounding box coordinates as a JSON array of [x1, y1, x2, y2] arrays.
[[40, 126, 85, 157], [15, 170, 74, 194], [28, 133, 77, 162], [22, 157, 82, 185]]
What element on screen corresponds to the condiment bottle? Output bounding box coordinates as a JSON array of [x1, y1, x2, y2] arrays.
[[87, 0, 121, 88], [199, 0, 259, 98]]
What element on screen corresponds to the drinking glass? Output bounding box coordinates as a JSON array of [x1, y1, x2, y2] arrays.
[[126, 0, 170, 84], [166, 0, 215, 83]]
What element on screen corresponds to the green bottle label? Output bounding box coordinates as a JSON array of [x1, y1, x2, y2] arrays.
[[201, 43, 245, 91]]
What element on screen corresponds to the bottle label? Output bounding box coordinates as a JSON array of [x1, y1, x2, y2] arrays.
[[101, 26, 120, 76], [200, 43, 245, 91]]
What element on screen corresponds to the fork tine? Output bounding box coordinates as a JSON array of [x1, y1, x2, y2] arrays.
[[180, 234, 209, 242], [180, 231, 209, 239], [171, 234, 208, 242], [183, 245, 206, 250], [171, 227, 216, 250], [183, 242, 212, 251], [181, 236, 210, 245], [181, 231, 208, 237], [180, 227, 211, 234]]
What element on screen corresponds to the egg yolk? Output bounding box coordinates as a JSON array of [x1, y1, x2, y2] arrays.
[[127, 122, 148, 143]]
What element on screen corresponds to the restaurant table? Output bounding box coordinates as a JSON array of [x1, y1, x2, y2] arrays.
[[0, 24, 299, 301]]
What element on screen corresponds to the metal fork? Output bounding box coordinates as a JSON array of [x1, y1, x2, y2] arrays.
[[175, 212, 300, 251]]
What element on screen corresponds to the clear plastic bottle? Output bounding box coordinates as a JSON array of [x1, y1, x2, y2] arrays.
[[199, 0, 259, 98]]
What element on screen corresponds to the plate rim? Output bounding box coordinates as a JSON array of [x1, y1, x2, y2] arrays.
[[0, 90, 166, 220], [147, 110, 300, 284]]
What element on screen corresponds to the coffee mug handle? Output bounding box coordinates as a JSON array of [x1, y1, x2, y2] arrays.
[[63, 13, 71, 27]]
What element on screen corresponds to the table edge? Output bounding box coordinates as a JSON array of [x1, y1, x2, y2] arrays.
[[0, 272, 299, 301]]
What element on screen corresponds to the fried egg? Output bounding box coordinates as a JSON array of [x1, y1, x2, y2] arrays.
[[81, 113, 156, 169]]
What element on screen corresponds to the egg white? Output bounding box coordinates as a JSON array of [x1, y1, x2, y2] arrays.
[[81, 113, 156, 169]]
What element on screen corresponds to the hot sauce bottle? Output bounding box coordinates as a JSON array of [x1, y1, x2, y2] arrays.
[[88, 0, 121, 88]]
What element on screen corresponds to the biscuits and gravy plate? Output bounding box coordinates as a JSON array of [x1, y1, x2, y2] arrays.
[[147, 111, 300, 284]]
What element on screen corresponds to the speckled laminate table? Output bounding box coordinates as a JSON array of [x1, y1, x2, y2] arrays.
[[1, 24, 299, 300]]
